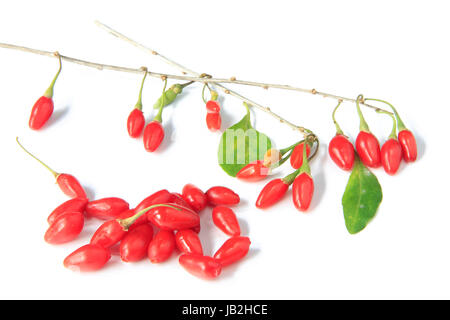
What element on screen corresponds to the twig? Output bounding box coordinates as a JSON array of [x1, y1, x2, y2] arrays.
[[95, 21, 313, 134], [94, 21, 388, 116]]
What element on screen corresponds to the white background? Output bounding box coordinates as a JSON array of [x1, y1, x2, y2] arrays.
[[0, 0, 449, 299]]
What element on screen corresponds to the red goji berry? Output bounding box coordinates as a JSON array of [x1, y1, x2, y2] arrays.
[[179, 254, 222, 280], [44, 211, 84, 244], [86, 197, 129, 220], [90, 219, 127, 248], [16, 138, 87, 199], [236, 160, 270, 182], [206, 112, 221, 131], [127, 108, 145, 138], [47, 197, 88, 225], [398, 130, 417, 162], [381, 138, 403, 175], [56, 173, 87, 199], [292, 172, 314, 211], [64, 244, 111, 272], [181, 184, 207, 212], [290, 143, 311, 169], [120, 224, 154, 262], [212, 206, 241, 237], [29, 96, 54, 130], [135, 189, 173, 213], [255, 178, 289, 209], [328, 134, 355, 171], [28, 53, 61, 130], [147, 204, 200, 231], [206, 186, 240, 206], [214, 236, 251, 267], [143, 120, 164, 152], [354, 95, 381, 168], [148, 230, 176, 263], [355, 131, 381, 168], [175, 229, 203, 255]]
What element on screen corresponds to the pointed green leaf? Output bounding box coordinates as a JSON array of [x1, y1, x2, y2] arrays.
[[342, 155, 383, 234], [218, 111, 271, 177]]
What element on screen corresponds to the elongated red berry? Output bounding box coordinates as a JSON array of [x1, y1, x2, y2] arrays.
[[143, 121, 164, 152], [44, 211, 84, 244], [381, 138, 402, 175], [86, 197, 129, 220], [398, 130, 417, 162], [292, 172, 314, 211], [29, 96, 54, 130], [206, 112, 221, 131], [236, 160, 270, 182], [175, 229, 203, 255], [206, 186, 240, 206], [147, 204, 200, 230], [148, 230, 176, 263], [135, 190, 173, 213], [290, 143, 311, 169], [206, 100, 220, 113], [355, 131, 381, 168], [120, 224, 154, 262], [56, 173, 87, 199], [214, 236, 251, 267], [127, 108, 145, 138], [328, 135, 355, 171], [16, 138, 87, 199], [354, 95, 381, 168], [64, 244, 111, 272], [29, 53, 62, 130], [182, 184, 207, 212], [179, 254, 222, 280], [47, 197, 88, 225], [90, 219, 127, 248], [255, 178, 289, 209], [212, 206, 240, 236]]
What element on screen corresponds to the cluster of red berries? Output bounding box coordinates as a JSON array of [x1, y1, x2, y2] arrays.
[[236, 138, 316, 212], [328, 96, 417, 174], [17, 139, 250, 279], [49, 183, 249, 280]]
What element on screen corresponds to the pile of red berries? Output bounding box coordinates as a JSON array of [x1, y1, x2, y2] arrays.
[[45, 182, 250, 280]]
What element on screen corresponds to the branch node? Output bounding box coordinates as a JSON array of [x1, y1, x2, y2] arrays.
[[230, 76, 236, 81], [311, 89, 317, 94], [224, 89, 230, 94], [160, 75, 167, 81], [263, 85, 269, 90], [151, 50, 157, 55]]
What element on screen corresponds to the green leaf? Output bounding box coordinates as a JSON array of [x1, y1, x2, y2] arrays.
[[342, 155, 383, 234], [218, 110, 272, 177]]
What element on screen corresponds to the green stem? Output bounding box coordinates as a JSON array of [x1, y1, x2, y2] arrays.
[[117, 204, 180, 230], [280, 140, 304, 155], [180, 81, 194, 89], [364, 98, 407, 131], [243, 102, 251, 116], [134, 68, 148, 110], [376, 109, 397, 139], [282, 168, 300, 185], [332, 101, 344, 135], [43, 52, 62, 98], [356, 94, 370, 132], [16, 137, 59, 178], [154, 79, 168, 123], [201, 83, 208, 104]]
